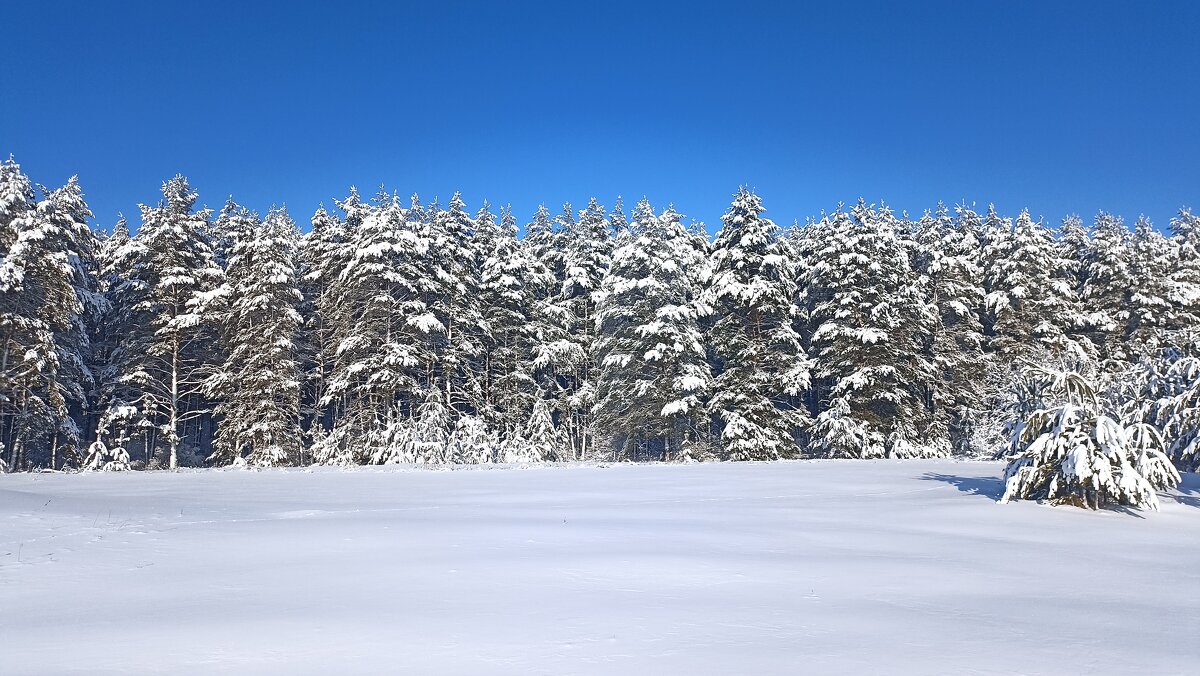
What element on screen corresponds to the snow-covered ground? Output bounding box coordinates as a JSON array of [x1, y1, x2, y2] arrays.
[[2, 460, 1198, 675]]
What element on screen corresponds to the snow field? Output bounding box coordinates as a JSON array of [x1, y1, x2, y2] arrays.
[[2, 459, 1198, 675]]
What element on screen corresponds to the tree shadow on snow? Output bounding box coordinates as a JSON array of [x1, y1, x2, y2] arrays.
[[1170, 472, 1200, 508], [919, 472, 1005, 501]]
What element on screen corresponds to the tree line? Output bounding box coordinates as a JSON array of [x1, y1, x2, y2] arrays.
[[2, 157, 1198, 473]]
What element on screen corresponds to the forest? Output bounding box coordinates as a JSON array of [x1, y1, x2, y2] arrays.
[[2, 157, 1198, 499]]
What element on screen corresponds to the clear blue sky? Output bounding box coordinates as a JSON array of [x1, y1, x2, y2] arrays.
[[3, 1, 1197, 232]]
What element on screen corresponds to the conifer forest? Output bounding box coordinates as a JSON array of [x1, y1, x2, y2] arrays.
[[2, 157, 1198, 508]]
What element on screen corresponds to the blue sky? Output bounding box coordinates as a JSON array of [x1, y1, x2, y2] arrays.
[[2, 1, 1197, 232]]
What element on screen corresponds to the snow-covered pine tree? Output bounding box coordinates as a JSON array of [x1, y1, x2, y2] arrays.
[[1123, 217, 1177, 358], [90, 213, 156, 466], [1135, 340, 1200, 472], [1168, 207, 1200, 331], [206, 197, 254, 269], [35, 177, 102, 469], [319, 190, 436, 464], [1000, 365, 1179, 510], [1078, 212, 1132, 363], [500, 395, 568, 462], [805, 201, 940, 458], [296, 204, 349, 449], [538, 198, 612, 460], [448, 414, 496, 464], [407, 387, 451, 464], [982, 209, 1083, 361], [913, 203, 989, 454], [125, 176, 224, 469], [594, 198, 711, 461], [0, 158, 48, 470], [206, 205, 303, 467], [477, 205, 552, 434], [0, 161, 99, 470], [427, 192, 485, 419], [703, 188, 810, 461], [84, 402, 139, 472]]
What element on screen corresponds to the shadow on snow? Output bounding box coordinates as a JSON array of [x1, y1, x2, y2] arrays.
[[919, 472, 1005, 501]]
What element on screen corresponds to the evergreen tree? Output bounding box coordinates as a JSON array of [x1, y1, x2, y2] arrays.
[[704, 188, 810, 461], [125, 176, 224, 469], [982, 209, 1081, 360], [594, 199, 711, 460], [914, 203, 989, 454], [806, 201, 940, 458], [1001, 365, 1179, 510], [539, 198, 611, 459], [427, 192, 484, 416], [319, 190, 436, 464], [500, 396, 568, 462], [477, 205, 551, 434], [206, 206, 303, 467], [1123, 217, 1177, 357], [0, 161, 98, 469], [1168, 207, 1200, 330], [1078, 212, 1132, 362]]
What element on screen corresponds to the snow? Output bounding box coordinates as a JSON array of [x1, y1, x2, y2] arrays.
[[2, 460, 1198, 675]]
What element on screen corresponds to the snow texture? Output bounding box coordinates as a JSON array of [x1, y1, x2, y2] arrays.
[[3, 460, 1197, 675]]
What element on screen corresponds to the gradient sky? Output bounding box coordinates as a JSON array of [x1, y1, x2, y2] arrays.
[[3, 1, 1197, 232]]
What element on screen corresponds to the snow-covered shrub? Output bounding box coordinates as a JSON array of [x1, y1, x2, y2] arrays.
[[1000, 366, 1180, 510], [449, 416, 496, 464], [500, 398, 567, 463], [85, 405, 138, 472], [808, 398, 882, 459], [83, 440, 131, 472]]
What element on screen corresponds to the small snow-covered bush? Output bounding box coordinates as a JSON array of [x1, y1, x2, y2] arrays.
[[449, 416, 495, 464], [500, 398, 567, 463], [1000, 366, 1180, 510], [83, 440, 131, 472], [85, 405, 138, 471]]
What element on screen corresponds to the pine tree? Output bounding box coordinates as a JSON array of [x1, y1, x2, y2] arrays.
[[1137, 342, 1200, 472], [319, 190, 435, 464], [500, 396, 568, 462], [538, 198, 612, 460], [206, 206, 303, 467], [1123, 217, 1177, 357], [806, 201, 940, 458], [477, 205, 551, 434], [0, 162, 98, 470], [1078, 212, 1132, 362], [449, 414, 496, 464], [1001, 365, 1179, 510], [427, 192, 485, 417], [35, 177, 102, 469], [1168, 207, 1200, 331], [914, 203, 989, 454], [123, 176, 224, 469], [704, 188, 810, 461], [296, 204, 348, 448], [982, 209, 1082, 360], [594, 198, 711, 460]]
